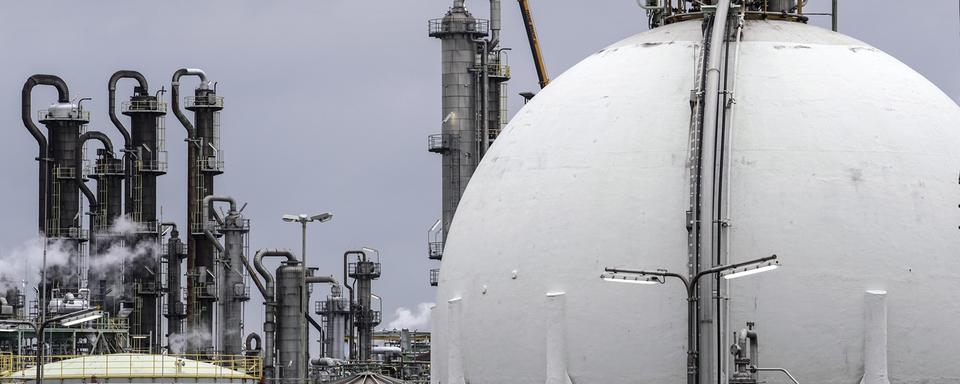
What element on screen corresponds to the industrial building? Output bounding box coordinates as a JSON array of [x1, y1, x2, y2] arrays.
[[4, 68, 428, 383], [1, 1, 958, 384]]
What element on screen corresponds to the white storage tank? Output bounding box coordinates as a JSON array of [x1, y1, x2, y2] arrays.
[[431, 15, 960, 384], [3, 354, 259, 383]]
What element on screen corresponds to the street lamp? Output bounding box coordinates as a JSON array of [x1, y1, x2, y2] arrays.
[[281, 212, 333, 374], [0, 308, 104, 384], [602, 254, 779, 384]]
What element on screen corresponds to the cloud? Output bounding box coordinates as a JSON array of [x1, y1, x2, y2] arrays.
[[385, 302, 434, 331]]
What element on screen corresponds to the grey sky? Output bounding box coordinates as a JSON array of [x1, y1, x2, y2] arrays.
[[0, 0, 956, 352]]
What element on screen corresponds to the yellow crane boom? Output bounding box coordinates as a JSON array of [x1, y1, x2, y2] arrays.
[[518, 0, 550, 88]]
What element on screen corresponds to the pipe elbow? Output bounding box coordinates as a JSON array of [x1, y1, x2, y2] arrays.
[[79, 131, 115, 155], [172, 68, 208, 84], [108, 70, 148, 92], [305, 275, 340, 286], [25, 74, 69, 103]]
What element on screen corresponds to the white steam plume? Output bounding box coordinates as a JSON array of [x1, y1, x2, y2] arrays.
[[385, 302, 434, 330]]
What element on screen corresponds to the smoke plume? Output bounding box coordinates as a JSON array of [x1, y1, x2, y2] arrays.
[[167, 329, 214, 354], [0, 237, 72, 292], [385, 302, 433, 330]]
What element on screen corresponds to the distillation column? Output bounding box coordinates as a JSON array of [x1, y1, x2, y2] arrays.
[[348, 254, 381, 361], [163, 224, 187, 340], [109, 71, 167, 352], [202, 196, 250, 356], [172, 68, 223, 352], [428, 1, 490, 246], [23, 75, 90, 294]]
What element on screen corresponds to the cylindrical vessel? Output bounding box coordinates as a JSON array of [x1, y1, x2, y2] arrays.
[[276, 261, 305, 381], [429, 4, 488, 241], [219, 214, 248, 355], [186, 87, 223, 350], [165, 229, 185, 338], [40, 103, 88, 288], [431, 18, 960, 384]]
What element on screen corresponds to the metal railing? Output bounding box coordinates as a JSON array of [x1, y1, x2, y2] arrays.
[[162, 302, 187, 317], [429, 269, 439, 287], [315, 298, 350, 315], [44, 226, 89, 240], [427, 134, 453, 153], [121, 100, 168, 113], [428, 242, 443, 260], [0, 353, 261, 380], [485, 62, 511, 78], [52, 167, 76, 180], [89, 161, 124, 176], [428, 18, 489, 36], [37, 109, 90, 122], [197, 153, 225, 173], [347, 262, 382, 278], [185, 96, 225, 109]]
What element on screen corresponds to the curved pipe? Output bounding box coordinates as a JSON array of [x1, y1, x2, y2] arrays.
[[170, 68, 207, 137], [253, 248, 298, 380], [254, 249, 297, 300], [203, 195, 236, 226], [79, 131, 115, 154], [23, 75, 70, 231], [76, 131, 117, 208], [245, 332, 262, 351], [107, 70, 148, 146]]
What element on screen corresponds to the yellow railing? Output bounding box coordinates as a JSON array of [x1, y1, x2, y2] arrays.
[[1, 353, 261, 380]]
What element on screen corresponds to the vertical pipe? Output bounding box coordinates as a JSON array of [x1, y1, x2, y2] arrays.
[[832, 0, 838, 31], [489, 0, 501, 48], [481, 40, 490, 155], [696, 2, 732, 383]]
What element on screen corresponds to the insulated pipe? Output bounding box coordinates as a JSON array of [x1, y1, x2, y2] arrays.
[[203, 195, 235, 226], [489, 0, 501, 49], [254, 249, 298, 381], [306, 275, 340, 286], [372, 346, 402, 355], [77, 131, 116, 227], [696, 2, 732, 383], [76, 133, 102, 208], [245, 332, 262, 351], [107, 70, 148, 146], [79, 131, 115, 155], [23, 75, 70, 233], [170, 68, 207, 137]]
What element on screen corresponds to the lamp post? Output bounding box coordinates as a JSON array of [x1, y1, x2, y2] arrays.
[[0, 308, 104, 384], [602, 254, 779, 384], [281, 212, 332, 374]]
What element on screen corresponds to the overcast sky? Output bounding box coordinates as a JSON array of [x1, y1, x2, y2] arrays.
[[0, 0, 956, 352]]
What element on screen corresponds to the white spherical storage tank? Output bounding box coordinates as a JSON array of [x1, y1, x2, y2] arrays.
[[431, 17, 960, 384]]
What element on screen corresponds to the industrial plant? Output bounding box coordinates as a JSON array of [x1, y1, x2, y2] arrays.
[[1, 1, 958, 384]]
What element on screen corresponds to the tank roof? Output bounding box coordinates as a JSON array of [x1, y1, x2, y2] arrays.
[[327, 372, 406, 384], [4, 353, 258, 382]]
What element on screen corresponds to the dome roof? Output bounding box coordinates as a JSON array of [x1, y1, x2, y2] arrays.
[[4, 354, 257, 382], [432, 18, 960, 384], [327, 372, 406, 384]]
